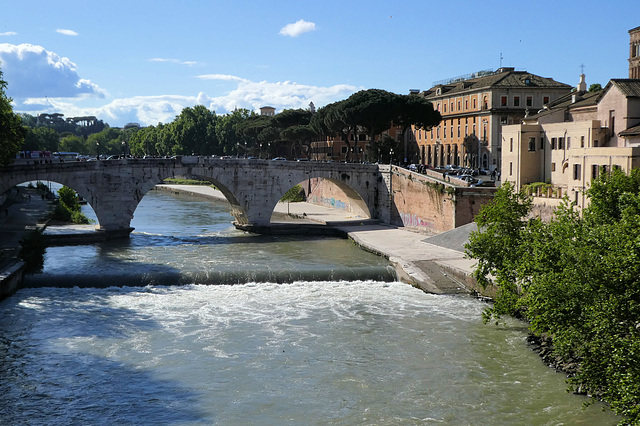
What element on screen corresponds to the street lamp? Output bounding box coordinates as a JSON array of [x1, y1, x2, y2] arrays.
[[96, 142, 100, 160], [244, 141, 247, 158]]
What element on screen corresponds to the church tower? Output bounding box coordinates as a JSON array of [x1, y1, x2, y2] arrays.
[[630, 26, 640, 79]]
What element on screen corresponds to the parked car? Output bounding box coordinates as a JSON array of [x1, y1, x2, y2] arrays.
[[470, 180, 496, 188], [272, 157, 287, 161]]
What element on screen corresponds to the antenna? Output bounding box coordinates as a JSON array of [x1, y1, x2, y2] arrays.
[[500, 53, 503, 68], [580, 63, 586, 74]]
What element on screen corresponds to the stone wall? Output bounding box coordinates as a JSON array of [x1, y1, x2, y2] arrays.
[[307, 167, 496, 234]]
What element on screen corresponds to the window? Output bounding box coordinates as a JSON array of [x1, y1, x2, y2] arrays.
[[501, 96, 507, 106], [450, 126, 453, 138], [473, 98, 477, 108], [510, 162, 513, 175], [528, 137, 536, 152], [457, 126, 461, 138], [573, 164, 581, 180], [543, 96, 549, 104], [592, 164, 599, 180], [581, 136, 585, 148], [444, 126, 447, 138], [551, 137, 557, 150], [526, 96, 533, 107], [594, 139, 599, 147], [341, 146, 348, 154], [443, 103, 447, 112], [552, 162, 556, 172], [457, 101, 461, 110], [567, 137, 571, 149], [513, 96, 520, 106], [465, 100, 469, 109], [558, 137, 564, 149], [500, 116, 508, 124], [540, 136, 544, 150], [510, 138, 513, 152], [465, 125, 468, 135], [450, 102, 454, 111]]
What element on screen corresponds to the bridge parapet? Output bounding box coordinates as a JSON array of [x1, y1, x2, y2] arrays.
[[1, 158, 387, 236]]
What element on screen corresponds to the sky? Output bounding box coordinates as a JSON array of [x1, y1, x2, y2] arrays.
[[1, 0, 638, 128]]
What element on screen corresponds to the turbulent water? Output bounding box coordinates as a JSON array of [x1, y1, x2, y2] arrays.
[[0, 187, 619, 424]]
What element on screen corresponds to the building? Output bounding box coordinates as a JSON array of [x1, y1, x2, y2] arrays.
[[412, 68, 572, 171], [260, 106, 276, 116], [630, 26, 640, 79], [502, 76, 640, 209], [502, 26, 640, 212]]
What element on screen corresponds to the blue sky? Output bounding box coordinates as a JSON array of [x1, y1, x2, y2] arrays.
[[1, 0, 637, 127]]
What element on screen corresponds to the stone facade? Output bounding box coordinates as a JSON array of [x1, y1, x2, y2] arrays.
[[413, 68, 572, 172]]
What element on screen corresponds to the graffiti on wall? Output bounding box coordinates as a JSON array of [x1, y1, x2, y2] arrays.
[[310, 196, 350, 211], [400, 212, 433, 229]]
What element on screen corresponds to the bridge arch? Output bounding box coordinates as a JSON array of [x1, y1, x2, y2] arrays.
[[1, 158, 386, 237]]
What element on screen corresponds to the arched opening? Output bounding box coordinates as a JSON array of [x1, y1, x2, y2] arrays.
[[270, 177, 371, 224], [4, 180, 99, 227]]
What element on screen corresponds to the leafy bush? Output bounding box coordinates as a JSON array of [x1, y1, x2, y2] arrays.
[[466, 172, 640, 424], [280, 185, 305, 202], [19, 229, 46, 273]]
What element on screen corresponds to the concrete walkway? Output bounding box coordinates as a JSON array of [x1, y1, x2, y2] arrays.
[[157, 185, 478, 294]]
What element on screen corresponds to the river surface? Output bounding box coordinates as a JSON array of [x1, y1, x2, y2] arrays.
[[0, 188, 618, 424]]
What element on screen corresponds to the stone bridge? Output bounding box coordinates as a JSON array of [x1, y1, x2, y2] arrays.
[[0, 157, 390, 237]]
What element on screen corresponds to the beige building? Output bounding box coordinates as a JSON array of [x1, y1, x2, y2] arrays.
[[412, 68, 571, 171], [502, 76, 640, 209]]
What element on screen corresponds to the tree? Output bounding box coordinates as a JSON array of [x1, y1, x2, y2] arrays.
[[171, 105, 218, 155], [280, 125, 317, 159], [215, 109, 252, 156], [588, 83, 602, 92], [0, 68, 26, 165], [465, 173, 640, 424], [22, 126, 60, 152], [59, 134, 88, 154]]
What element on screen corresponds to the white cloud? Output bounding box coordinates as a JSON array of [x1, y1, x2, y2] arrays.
[[0, 43, 105, 99], [150, 57, 197, 66], [13, 75, 360, 127], [196, 73, 248, 82], [56, 29, 78, 36], [0, 32, 17, 36], [279, 19, 316, 37]]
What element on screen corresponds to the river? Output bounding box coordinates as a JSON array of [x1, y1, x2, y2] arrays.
[[0, 187, 618, 424]]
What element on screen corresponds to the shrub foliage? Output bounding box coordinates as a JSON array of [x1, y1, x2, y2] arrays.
[[466, 171, 640, 424]]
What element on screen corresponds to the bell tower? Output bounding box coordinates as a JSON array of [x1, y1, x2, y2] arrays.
[[630, 26, 640, 79]]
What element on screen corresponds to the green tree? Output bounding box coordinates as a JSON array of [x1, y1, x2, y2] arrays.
[[172, 105, 218, 155], [465, 173, 640, 424], [0, 68, 26, 165], [588, 83, 603, 92], [59, 134, 88, 154], [215, 109, 252, 156]]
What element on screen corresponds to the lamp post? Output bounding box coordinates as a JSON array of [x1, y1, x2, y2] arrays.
[[244, 141, 247, 158], [96, 142, 100, 160], [389, 148, 394, 222]]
